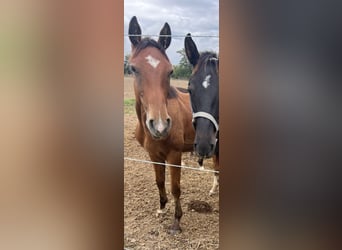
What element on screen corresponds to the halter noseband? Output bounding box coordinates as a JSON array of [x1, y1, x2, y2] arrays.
[[192, 111, 219, 132]]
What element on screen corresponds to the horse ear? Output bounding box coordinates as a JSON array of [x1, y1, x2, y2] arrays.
[[158, 22, 171, 50], [128, 16, 141, 47], [184, 33, 199, 66]]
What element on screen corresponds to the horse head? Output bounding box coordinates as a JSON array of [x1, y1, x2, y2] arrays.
[[128, 16, 174, 140], [185, 33, 219, 158]]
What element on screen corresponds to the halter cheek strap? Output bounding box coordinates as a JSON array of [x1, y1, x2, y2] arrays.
[[192, 111, 219, 132]]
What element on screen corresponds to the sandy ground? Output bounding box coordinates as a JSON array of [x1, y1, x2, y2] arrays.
[[124, 76, 219, 249]]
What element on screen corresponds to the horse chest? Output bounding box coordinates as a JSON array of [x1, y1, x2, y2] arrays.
[[135, 122, 187, 153]]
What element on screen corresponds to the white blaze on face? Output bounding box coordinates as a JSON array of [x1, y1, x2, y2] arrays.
[[155, 113, 165, 133], [202, 74, 211, 88], [145, 55, 160, 68], [145, 109, 152, 129]]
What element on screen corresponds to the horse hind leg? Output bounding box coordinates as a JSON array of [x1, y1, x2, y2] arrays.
[[153, 161, 168, 217], [167, 151, 183, 235], [209, 173, 219, 196]]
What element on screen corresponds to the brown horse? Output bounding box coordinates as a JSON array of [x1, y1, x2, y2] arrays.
[[185, 33, 219, 196], [128, 16, 195, 234]]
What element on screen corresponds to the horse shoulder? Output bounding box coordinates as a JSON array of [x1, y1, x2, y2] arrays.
[[168, 91, 192, 116], [166, 92, 195, 151], [176, 92, 194, 131]]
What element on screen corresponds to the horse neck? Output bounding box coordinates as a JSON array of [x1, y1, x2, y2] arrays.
[[135, 97, 145, 126]]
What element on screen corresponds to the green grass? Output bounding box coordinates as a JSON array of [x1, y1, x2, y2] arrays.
[[124, 98, 135, 114]]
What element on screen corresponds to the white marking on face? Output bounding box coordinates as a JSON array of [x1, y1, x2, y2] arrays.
[[202, 75, 211, 88], [155, 112, 165, 133], [145, 107, 152, 129], [145, 55, 160, 68]]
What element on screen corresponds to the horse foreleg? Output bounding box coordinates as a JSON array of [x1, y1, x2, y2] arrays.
[[167, 151, 182, 235], [209, 155, 219, 196], [152, 158, 168, 217]]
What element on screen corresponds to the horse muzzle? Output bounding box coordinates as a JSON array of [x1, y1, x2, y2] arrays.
[[194, 138, 217, 158], [146, 117, 172, 140]]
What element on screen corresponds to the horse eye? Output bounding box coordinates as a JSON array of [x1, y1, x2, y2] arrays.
[[169, 70, 173, 77], [130, 65, 138, 74]]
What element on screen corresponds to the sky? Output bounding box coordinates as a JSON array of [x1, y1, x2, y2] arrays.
[[124, 0, 219, 65]]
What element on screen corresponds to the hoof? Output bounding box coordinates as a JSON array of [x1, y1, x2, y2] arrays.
[[168, 220, 182, 235], [168, 227, 182, 235]]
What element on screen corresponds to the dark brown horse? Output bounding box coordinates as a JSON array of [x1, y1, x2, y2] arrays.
[[128, 16, 195, 234], [185, 33, 219, 196]]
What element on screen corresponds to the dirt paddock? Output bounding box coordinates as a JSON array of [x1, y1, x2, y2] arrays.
[[124, 77, 219, 249]]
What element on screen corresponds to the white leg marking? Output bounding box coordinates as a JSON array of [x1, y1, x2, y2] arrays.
[[156, 208, 167, 217], [145, 55, 160, 68], [209, 174, 219, 196]]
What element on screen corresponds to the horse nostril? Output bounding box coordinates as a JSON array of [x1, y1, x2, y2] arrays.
[[166, 117, 171, 127], [149, 119, 154, 129]]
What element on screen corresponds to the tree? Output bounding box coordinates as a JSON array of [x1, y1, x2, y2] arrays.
[[124, 54, 132, 75], [172, 48, 192, 79]]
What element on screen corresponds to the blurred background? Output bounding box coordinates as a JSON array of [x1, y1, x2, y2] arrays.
[[220, 1, 342, 249], [0, 0, 340, 249], [0, 0, 123, 249]]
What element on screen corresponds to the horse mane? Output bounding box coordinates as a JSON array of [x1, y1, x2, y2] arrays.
[[176, 87, 188, 93], [167, 86, 189, 98], [197, 51, 219, 73], [132, 37, 170, 61]]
